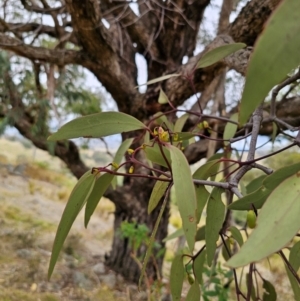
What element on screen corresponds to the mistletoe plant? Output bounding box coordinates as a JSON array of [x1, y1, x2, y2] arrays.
[[47, 1, 300, 300]]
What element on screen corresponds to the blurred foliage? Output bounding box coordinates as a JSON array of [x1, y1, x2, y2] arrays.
[[0, 50, 103, 138], [264, 146, 300, 170]]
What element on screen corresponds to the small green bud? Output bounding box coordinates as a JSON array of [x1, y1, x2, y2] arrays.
[[247, 210, 257, 229]]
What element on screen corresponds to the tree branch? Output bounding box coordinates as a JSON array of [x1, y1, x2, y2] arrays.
[[65, 0, 140, 114], [0, 34, 85, 66], [228, 0, 281, 45], [0, 22, 78, 45], [3, 68, 88, 179], [20, 0, 65, 14]]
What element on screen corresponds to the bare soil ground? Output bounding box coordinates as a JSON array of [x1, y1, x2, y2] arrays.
[[0, 138, 137, 301]]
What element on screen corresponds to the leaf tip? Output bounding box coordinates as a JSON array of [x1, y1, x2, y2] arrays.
[[47, 134, 55, 141]]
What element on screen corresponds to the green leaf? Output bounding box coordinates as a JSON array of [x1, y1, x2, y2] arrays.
[[148, 175, 169, 214], [228, 186, 270, 211], [207, 153, 223, 162], [84, 173, 114, 227], [85, 138, 133, 224], [272, 122, 278, 144], [195, 186, 210, 223], [246, 175, 267, 194], [143, 143, 171, 168], [246, 273, 257, 301], [286, 265, 300, 301], [169, 145, 197, 252], [170, 254, 185, 301], [206, 187, 225, 266], [139, 191, 169, 288], [290, 241, 300, 272], [48, 171, 95, 279], [163, 228, 184, 242], [174, 113, 190, 132], [227, 172, 300, 268], [229, 163, 300, 210], [286, 241, 300, 301], [153, 112, 174, 131], [193, 159, 221, 222], [239, 0, 300, 124], [223, 113, 239, 146], [194, 250, 206, 285], [197, 43, 246, 69], [195, 226, 206, 241], [111, 138, 134, 189], [173, 132, 196, 142], [229, 226, 244, 247], [48, 112, 146, 141], [186, 280, 201, 301], [158, 88, 169, 104], [263, 162, 300, 189], [193, 159, 221, 180], [114, 138, 134, 166], [262, 279, 277, 301], [136, 73, 180, 87], [222, 239, 231, 261]]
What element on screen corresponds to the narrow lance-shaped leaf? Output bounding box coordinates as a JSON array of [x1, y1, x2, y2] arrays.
[[227, 172, 300, 268], [163, 228, 184, 242], [139, 190, 169, 288], [195, 226, 206, 242], [272, 122, 278, 144], [290, 241, 300, 272], [246, 273, 257, 301], [84, 173, 114, 227], [158, 88, 169, 104], [170, 254, 185, 301], [173, 132, 196, 142], [239, 0, 300, 124], [197, 43, 246, 69], [136, 73, 180, 88], [195, 186, 209, 223], [111, 138, 134, 189], [186, 280, 201, 301], [48, 112, 146, 141], [246, 175, 267, 194], [169, 145, 197, 252], [174, 113, 190, 133], [262, 279, 277, 301], [222, 239, 231, 261], [223, 113, 239, 146], [153, 112, 174, 131], [48, 171, 96, 279], [148, 175, 169, 214], [193, 159, 221, 222], [194, 249, 206, 285], [206, 187, 225, 266], [113, 138, 134, 166], [229, 226, 244, 247], [286, 265, 300, 301], [228, 187, 270, 211], [85, 138, 134, 226], [144, 143, 171, 168], [229, 163, 300, 210], [285, 241, 300, 301]]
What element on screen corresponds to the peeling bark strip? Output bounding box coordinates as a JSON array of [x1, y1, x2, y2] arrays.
[[0, 0, 284, 283]]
